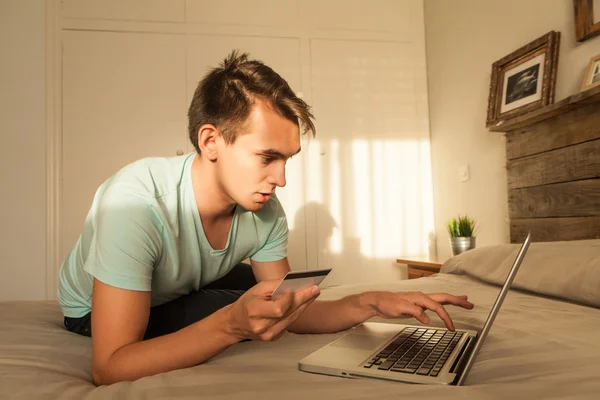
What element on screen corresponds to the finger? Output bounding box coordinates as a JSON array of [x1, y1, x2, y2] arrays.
[[255, 284, 318, 321], [249, 289, 295, 319], [278, 286, 319, 323], [267, 294, 319, 334], [414, 294, 455, 331], [395, 301, 430, 325], [292, 285, 321, 308], [273, 330, 286, 341], [270, 289, 296, 317], [428, 293, 474, 309], [255, 326, 287, 342]]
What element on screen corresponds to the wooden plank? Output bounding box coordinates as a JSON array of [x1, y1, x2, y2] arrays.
[[396, 257, 447, 269], [507, 139, 600, 189], [408, 268, 436, 280], [508, 179, 600, 218], [510, 216, 600, 243], [506, 103, 600, 160], [488, 85, 600, 132]]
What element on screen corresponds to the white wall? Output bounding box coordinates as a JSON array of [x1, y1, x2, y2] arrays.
[[424, 0, 600, 257], [0, 0, 47, 300]]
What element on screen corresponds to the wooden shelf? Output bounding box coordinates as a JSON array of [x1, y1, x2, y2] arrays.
[[396, 256, 448, 270], [488, 85, 600, 133], [396, 256, 450, 279]]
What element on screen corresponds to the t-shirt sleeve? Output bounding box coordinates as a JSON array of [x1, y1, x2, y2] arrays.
[[83, 191, 162, 292], [250, 197, 289, 263]]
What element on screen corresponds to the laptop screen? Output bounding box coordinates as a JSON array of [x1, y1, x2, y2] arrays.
[[456, 231, 532, 385]]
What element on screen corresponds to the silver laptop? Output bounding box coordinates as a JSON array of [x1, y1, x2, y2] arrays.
[[299, 232, 532, 386]]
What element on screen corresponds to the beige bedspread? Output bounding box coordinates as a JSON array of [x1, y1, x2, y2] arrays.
[[2, 269, 600, 400]]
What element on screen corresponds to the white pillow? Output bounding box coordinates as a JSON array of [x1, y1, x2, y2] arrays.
[[441, 239, 600, 308]]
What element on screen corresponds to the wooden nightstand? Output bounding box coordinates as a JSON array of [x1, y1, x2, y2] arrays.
[[396, 256, 448, 280]]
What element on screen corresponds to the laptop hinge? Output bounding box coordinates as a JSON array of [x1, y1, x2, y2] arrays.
[[449, 335, 475, 375]]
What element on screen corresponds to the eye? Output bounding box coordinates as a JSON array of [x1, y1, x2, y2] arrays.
[[261, 155, 274, 164]]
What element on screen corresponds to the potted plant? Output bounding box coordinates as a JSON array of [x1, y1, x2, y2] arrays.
[[446, 215, 477, 256]]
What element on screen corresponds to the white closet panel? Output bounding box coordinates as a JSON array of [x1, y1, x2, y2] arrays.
[[186, 36, 302, 92], [62, 0, 185, 22], [186, 35, 308, 270], [307, 39, 433, 285], [304, 0, 411, 36], [310, 40, 418, 140], [61, 30, 188, 261], [185, 0, 298, 27]]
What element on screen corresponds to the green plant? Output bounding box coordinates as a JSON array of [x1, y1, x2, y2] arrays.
[[446, 215, 477, 237]]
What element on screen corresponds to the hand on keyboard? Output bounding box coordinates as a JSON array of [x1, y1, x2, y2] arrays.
[[360, 291, 474, 331]]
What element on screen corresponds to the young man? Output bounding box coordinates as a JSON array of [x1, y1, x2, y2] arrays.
[[58, 50, 474, 386]]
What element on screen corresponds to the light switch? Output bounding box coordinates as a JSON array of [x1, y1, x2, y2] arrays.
[[458, 165, 470, 182]]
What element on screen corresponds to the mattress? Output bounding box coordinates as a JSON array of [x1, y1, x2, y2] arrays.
[[1, 239, 599, 399]]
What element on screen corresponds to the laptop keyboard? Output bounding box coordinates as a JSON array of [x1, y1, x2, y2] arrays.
[[362, 327, 464, 377]]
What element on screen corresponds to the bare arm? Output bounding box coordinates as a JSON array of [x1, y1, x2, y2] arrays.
[[91, 279, 240, 385], [286, 294, 374, 334], [91, 275, 319, 385], [288, 291, 475, 334], [250, 259, 474, 335], [250, 258, 371, 333], [250, 258, 365, 333]]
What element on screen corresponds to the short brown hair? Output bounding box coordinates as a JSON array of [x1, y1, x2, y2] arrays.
[[188, 50, 316, 154]]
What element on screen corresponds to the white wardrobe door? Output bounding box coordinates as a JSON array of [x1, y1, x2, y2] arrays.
[[62, 0, 185, 22], [185, 0, 298, 27], [61, 30, 188, 261], [186, 36, 308, 270], [308, 39, 434, 285]]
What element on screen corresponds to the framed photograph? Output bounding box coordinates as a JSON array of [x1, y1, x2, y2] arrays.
[[573, 0, 600, 42], [581, 54, 600, 91], [486, 31, 561, 128]]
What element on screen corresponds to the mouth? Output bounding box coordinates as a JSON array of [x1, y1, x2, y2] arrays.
[[257, 192, 274, 202]]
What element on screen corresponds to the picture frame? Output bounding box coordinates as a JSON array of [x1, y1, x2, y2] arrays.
[[573, 0, 600, 42], [581, 53, 600, 91], [486, 31, 561, 128]]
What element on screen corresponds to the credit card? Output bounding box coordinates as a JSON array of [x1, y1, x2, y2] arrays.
[[271, 268, 332, 298]]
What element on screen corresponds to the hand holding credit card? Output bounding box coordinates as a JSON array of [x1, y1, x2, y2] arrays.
[[270, 268, 332, 299]]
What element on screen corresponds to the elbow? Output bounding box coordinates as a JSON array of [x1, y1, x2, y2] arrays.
[[92, 367, 115, 386], [92, 364, 120, 386], [92, 346, 131, 385], [92, 368, 107, 386]]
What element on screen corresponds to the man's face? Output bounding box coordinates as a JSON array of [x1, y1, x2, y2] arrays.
[[215, 101, 301, 212]]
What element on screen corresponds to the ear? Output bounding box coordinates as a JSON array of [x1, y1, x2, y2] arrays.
[[197, 124, 220, 161]]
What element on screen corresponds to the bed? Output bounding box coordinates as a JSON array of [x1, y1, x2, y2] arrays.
[[3, 85, 599, 399], [2, 239, 599, 399]]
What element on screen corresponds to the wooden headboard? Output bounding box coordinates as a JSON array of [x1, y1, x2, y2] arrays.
[[489, 85, 600, 243]]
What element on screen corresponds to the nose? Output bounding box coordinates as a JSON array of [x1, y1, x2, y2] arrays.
[[269, 163, 287, 188]]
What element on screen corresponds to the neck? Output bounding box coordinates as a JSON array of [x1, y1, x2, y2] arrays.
[[191, 154, 236, 221]]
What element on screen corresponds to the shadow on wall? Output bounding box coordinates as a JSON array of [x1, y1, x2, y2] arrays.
[[288, 201, 407, 287]]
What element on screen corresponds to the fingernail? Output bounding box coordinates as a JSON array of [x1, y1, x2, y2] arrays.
[[311, 286, 320, 295]]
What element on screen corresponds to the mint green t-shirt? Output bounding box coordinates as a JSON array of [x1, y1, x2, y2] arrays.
[[58, 153, 288, 318]]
